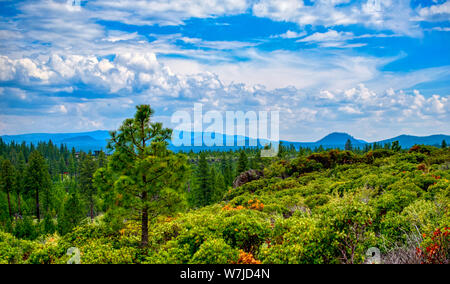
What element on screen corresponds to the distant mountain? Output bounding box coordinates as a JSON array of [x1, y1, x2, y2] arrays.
[[316, 132, 367, 146], [61, 135, 98, 143], [376, 134, 449, 148], [0, 130, 110, 152], [1, 130, 448, 152]]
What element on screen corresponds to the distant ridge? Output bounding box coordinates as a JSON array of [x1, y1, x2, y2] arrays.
[[376, 134, 449, 148], [1, 131, 448, 152], [316, 132, 367, 146]]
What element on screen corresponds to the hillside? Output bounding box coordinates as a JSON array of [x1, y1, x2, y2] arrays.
[[1, 145, 449, 264]]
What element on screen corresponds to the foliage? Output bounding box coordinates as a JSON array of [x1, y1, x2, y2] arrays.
[[0, 129, 449, 264]]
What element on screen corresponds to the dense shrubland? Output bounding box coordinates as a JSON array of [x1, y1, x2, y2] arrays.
[[0, 106, 448, 264]]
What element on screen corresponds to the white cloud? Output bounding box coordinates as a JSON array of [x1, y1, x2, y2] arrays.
[[253, 0, 421, 37], [338, 105, 362, 114], [418, 1, 450, 19], [296, 29, 366, 48], [90, 0, 250, 25], [273, 30, 307, 39], [0, 52, 448, 141], [104, 31, 139, 43]]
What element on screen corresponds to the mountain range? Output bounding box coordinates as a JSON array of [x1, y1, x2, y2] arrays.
[[0, 131, 448, 152]]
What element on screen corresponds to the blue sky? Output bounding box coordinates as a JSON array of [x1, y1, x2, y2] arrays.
[[0, 0, 449, 141]]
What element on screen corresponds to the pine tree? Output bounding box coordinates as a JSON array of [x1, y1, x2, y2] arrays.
[[213, 171, 226, 202], [277, 142, 286, 158], [442, 140, 447, 149], [68, 154, 76, 177], [97, 150, 107, 168], [25, 151, 51, 221], [391, 141, 401, 152], [0, 160, 15, 219], [43, 213, 56, 235], [15, 152, 26, 216], [222, 157, 234, 186], [193, 152, 211, 207], [79, 154, 98, 220], [97, 105, 188, 247], [57, 191, 85, 235], [345, 139, 353, 151], [254, 149, 262, 170], [237, 150, 248, 174]]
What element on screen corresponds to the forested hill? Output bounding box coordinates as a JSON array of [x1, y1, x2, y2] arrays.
[[1, 131, 449, 152]]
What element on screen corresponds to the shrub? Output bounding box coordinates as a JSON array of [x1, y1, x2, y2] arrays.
[[318, 196, 376, 264], [416, 227, 449, 264], [191, 239, 239, 264]]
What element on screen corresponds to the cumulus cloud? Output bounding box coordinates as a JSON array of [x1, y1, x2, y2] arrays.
[[0, 52, 448, 141], [0, 0, 449, 140], [253, 0, 421, 37], [418, 1, 450, 20]]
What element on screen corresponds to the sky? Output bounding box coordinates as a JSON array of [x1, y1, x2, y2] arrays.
[[0, 0, 449, 142]]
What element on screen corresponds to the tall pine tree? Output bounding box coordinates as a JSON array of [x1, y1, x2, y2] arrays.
[[237, 150, 248, 174], [79, 154, 98, 220], [25, 151, 51, 221], [97, 105, 188, 247], [0, 160, 15, 218]]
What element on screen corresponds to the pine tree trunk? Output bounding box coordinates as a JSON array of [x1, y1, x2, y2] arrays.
[[141, 191, 149, 248], [36, 189, 40, 221]]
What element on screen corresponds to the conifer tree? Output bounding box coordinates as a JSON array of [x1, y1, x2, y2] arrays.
[[15, 152, 26, 216], [391, 141, 401, 152], [97, 150, 108, 168], [79, 154, 98, 220], [0, 160, 15, 218], [57, 190, 85, 235], [25, 151, 51, 221], [213, 170, 226, 202], [193, 152, 211, 207], [277, 142, 286, 158], [345, 139, 353, 151], [237, 150, 248, 174], [96, 105, 188, 247], [222, 157, 233, 186], [442, 139, 447, 149]]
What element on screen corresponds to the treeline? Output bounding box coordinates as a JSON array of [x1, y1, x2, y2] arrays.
[[0, 139, 107, 239]]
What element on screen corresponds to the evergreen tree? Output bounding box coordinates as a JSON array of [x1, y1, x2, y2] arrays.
[[0, 160, 15, 218], [68, 154, 76, 177], [97, 150, 108, 168], [15, 152, 26, 216], [213, 171, 226, 202], [222, 157, 234, 186], [96, 105, 188, 247], [442, 139, 447, 149], [193, 152, 211, 207], [277, 142, 286, 158], [57, 191, 85, 235], [25, 151, 51, 221], [345, 139, 353, 151], [391, 141, 401, 152], [79, 154, 98, 220], [43, 213, 56, 235], [254, 149, 262, 170], [237, 150, 248, 174]]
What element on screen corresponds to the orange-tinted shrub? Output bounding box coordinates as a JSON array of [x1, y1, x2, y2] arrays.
[[416, 227, 449, 264], [232, 250, 262, 264]]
